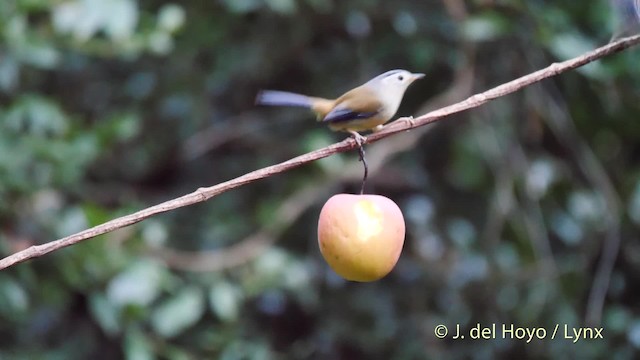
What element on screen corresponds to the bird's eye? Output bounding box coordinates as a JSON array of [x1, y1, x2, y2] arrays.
[[398, 75, 404, 81]]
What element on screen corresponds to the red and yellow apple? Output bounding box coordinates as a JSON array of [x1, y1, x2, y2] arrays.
[[317, 194, 405, 282]]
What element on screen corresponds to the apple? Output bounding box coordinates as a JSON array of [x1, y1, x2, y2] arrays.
[[317, 194, 405, 282]]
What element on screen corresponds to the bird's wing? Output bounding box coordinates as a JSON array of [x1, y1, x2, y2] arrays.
[[321, 87, 382, 123], [321, 106, 378, 123]]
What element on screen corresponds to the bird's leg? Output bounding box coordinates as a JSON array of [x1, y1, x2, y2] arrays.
[[347, 130, 368, 195]]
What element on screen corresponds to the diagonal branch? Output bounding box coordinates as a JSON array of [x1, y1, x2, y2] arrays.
[[1, 34, 639, 270]]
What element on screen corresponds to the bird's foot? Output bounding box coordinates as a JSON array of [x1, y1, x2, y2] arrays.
[[403, 116, 416, 127], [347, 130, 367, 148]]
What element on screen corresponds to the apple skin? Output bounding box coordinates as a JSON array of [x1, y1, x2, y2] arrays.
[[317, 194, 405, 282]]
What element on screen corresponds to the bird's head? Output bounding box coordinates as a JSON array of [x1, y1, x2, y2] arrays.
[[366, 69, 424, 108]]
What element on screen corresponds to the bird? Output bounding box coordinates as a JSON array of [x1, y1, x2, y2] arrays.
[[255, 69, 424, 145]]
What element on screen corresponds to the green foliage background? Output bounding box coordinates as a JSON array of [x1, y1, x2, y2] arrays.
[[1, 0, 640, 358]]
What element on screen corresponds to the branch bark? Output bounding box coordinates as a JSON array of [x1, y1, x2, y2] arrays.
[[1, 34, 639, 270]]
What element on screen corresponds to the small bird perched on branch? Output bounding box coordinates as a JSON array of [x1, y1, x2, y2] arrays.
[[255, 69, 424, 145]]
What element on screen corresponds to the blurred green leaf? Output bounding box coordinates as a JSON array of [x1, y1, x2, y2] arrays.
[[56, 206, 89, 237], [265, 0, 297, 14], [0, 275, 29, 318], [550, 210, 583, 245], [107, 259, 166, 308], [157, 4, 185, 33], [0, 55, 19, 92], [124, 326, 154, 360], [209, 281, 242, 322], [462, 12, 511, 42], [151, 286, 205, 338], [95, 111, 142, 145], [89, 293, 121, 336], [446, 217, 476, 249], [4, 94, 68, 136], [52, 0, 138, 41]]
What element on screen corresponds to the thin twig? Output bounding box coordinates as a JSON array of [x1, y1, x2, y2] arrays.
[[1, 34, 639, 270]]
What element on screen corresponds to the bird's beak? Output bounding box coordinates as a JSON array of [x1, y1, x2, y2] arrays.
[[411, 73, 426, 81]]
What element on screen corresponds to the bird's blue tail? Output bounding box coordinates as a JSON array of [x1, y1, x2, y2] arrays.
[[255, 90, 312, 108]]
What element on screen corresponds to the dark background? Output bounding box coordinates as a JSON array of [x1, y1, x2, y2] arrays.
[[1, 0, 640, 358]]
